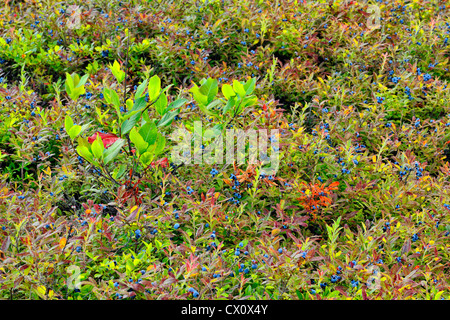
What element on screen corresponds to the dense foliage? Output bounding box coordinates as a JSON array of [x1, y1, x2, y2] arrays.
[[0, 0, 449, 300]]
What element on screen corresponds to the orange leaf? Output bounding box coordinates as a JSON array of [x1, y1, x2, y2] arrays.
[[328, 181, 339, 189], [59, 237, 67, 249]]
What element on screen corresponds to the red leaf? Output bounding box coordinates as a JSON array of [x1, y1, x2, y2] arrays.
[[87, 132, 119, 148], [151, 157, 169, 168]]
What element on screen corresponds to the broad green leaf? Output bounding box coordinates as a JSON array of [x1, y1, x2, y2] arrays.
[[139, 122, 157, 145], [140, 151, 154, 166], [64, 115, 74, 133], [103, 138, 125, 165], [132, 96, 147, 112], [154, 134, 166, 155], [213, 124, 224, 132], [121, 112, 141, 135], [243, 78, 256, 96], [130, 128, 149, 155], [199, 78, 218, 104], [110, 90, 121, 109], [103, 87, 112, 104], [68, 125, 82, 140], [240, 96, 258, 112], [205, 99, 222, 112], [157, 109, 179, 127], [148, 75, 161, 102], [165, 98, 187, 113], [69, 86, 85, 100], [77, 137, 91, 149], [111, 60, 125, 82], [190, 84, 208, 106], [221, 84, 235, 100], [146, 143, 157, 155], [154, 92, 168, 116], [121, 109, 142, 122], [113, 164, 127, 180], [91, 134, 104, 159], [223, 97, 235, 115], [77, 74, 89, 88], [126, 99, 134, 111], [65, 73, 74, 91], [135, 78, 148, 100], [65, 82, 72, 98], [142, 110, 151, 124], [77, 145, 93, 162], [73, 73, 81, 87], [233, 80, 246, 97]]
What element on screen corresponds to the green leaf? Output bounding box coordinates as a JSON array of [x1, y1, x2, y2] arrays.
[[121, 109, 142, 122], [77, 137, 91, 149], [243, 78, 256, 96], [103, 138, 125, 165], [434, 291, 444, 300], [233, 80, 246, 97], [190, 84, 208, 106], [139, 122, 157, 145], [157, 109, 179, 127], [121, 112, 141, 135], [221, 84, 235, 100], [165, 98, 187, 113], [142, 110, 151, 124], [132, 96, 147, 112], [76, 145, 93, 162], [134, 78, 148, 100], [213, 123, 224, 132], [68, 125, 82, 140], [91, 134, 104, 159], [77, 74, 89, 88], [64, 115, 74, 133], [242, 95, 258, 108], [154, 134, 166, 155], [121, 97, 147, 134], [73, 73, 81, 87], [68, 85, 85, 101], [65, 73, 74, 91], [205, 99, 222, 112], [140, 151, 154, 166], [126, 259, 135, 272], [199, 78, 218, 104], [113, 164, 127, 180], [155, 93, 168, 116], [130, 127, 149, 155], [103, 87, 111, 104], [110, 60, 125, 83], [154, 92, 168, 116], [148, 75, 161, 102], [222, 97, 236, 115], [110, 90, 121, 109], [65, 82, 72, 98], [126, 99, 134, 111]]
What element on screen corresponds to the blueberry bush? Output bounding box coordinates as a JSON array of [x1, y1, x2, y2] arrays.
[[0, 0, 449, 300]]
